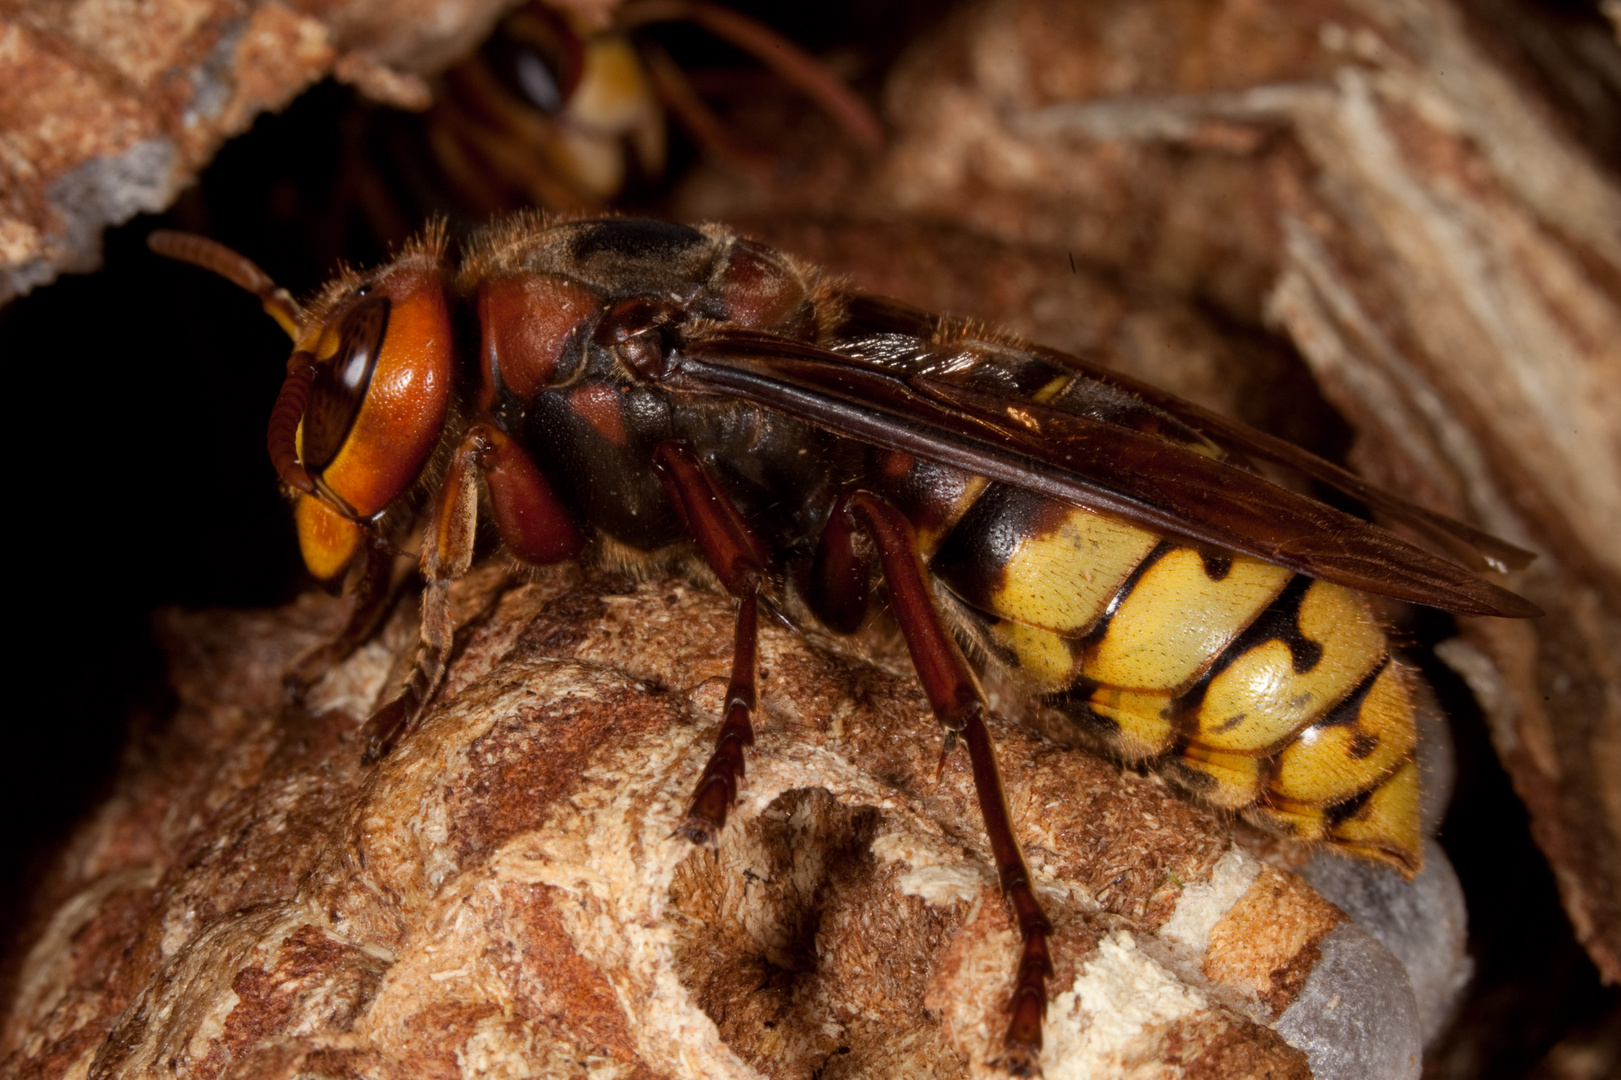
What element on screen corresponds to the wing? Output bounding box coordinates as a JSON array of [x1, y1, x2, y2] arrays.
[[667, 321, 1541, 619], [842, 293, 1535, 575]]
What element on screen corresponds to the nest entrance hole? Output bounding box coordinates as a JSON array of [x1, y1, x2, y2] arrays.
[[666, 786, 968, 1079]]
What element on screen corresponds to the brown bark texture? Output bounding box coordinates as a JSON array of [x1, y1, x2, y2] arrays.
[[4, 564, 1415, 1079], [0, 0, 619, 300]]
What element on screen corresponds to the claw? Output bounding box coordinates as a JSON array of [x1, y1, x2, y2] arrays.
[[988, 1044, 1042, 1078], [282, 647, 332, 704], [935, 729, 959, 781], [676, 772, 734, 846], [359, 695, 413, 764], [671, 817, 722, 846]]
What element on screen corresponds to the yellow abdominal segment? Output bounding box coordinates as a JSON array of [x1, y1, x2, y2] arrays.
[[1191, 582, 1386, 753], [991, 507, 1160, 633], [1085, 549, 1291, 689], [937, 496, 1424, 875], [1083, 686, 1175, 760], [1269, 663, 1417, 805]]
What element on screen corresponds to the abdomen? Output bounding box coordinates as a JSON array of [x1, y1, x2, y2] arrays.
[[876, 460, 1424, 872]]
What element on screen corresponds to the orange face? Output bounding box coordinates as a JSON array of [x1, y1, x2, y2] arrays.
[[287, 258, 455, 585]]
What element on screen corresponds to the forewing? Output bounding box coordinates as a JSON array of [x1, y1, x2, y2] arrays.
[[840, 292, 1535, 574], [672, 328, 1540, 618]]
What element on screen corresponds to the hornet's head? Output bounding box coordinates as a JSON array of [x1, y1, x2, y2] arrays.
[[150, 230, 456, 587]]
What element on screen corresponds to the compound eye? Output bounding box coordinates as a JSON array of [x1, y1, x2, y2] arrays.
[[302, 295, 391, 471], [514, 44, 568, 114], [489, 5, 580, 115]]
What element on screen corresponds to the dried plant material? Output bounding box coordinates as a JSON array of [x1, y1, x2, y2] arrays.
[[0, 0, 550, 301], [1203, 865, 1345, 1013], [332, 51, 433, 112], [3, 564, 1448, 1078]]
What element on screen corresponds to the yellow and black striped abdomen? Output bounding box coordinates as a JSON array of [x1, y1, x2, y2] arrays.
[[923, 480, 1424, 873]]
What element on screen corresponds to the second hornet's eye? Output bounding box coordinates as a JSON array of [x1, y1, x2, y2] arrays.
[[302, 296, 391, 471]]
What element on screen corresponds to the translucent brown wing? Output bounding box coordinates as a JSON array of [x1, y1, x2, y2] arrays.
[[670, 325, 1540, 619], [842, 292, 1535, 575]]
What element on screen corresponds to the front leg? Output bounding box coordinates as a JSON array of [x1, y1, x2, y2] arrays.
[[358, 430, 479, 763], [361, 423, 583, 763]]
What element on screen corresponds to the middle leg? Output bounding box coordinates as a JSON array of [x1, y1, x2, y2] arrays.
[[652, 440, 769, 844]]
